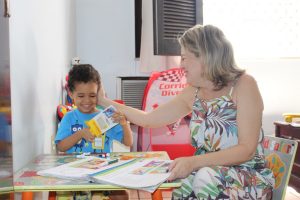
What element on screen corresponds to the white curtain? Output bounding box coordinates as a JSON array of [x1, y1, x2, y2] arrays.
[[139, 0, 180, 73]]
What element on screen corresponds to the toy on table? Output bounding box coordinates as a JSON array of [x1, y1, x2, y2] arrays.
[[98, 153, 110, 158]]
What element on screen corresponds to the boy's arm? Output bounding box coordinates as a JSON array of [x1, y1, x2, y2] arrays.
[[57, 130, 82, 152], [112, 111, 133, 147], [57, 129, 92, 152], [120, 121, 133, 147], [56, 112, 95, 152]]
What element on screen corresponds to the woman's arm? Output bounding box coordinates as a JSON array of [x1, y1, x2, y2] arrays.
[[168, 74, 264, 180], [98, 85, 196, 128]]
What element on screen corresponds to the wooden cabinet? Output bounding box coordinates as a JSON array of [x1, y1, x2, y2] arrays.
[[274, 121, 300, 192]]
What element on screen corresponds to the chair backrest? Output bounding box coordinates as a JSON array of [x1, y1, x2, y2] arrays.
[[139, 68, 193, 156], [263, 135, 298, 200], [151, 143, 195, 160], [112, 140, 130, 152]]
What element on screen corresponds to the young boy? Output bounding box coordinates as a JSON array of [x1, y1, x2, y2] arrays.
[[55, 64, 133, 154], [55, 64, 132, 200]]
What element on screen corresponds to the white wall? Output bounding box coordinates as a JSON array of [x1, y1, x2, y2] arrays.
[[10, 0, 76, 171], [203, 0, 300, 135], [238, 58, 300, 134], [76, 0, 142, 99]]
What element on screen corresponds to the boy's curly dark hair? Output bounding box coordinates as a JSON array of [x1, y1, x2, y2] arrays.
[[67, 64, 101, 92]]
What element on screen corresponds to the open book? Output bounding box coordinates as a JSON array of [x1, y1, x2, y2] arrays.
[[37, 156, 172, 192], [37, 156, 133, 181], [90, 158, 172, 192]]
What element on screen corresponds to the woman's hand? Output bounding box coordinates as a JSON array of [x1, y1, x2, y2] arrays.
[[80, 128, 95, 142], [97, 85, 106, 105], [112, 111, 127, 125], [167, 156, 196, 181]]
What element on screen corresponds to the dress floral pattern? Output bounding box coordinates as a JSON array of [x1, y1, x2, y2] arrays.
[[172, 89, 274, 200]]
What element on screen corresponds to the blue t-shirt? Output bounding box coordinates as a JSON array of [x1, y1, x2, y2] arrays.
[[55, 108, 123, 154]]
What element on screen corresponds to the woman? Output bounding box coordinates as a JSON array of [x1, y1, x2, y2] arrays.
[[98, 24, 274, 199]]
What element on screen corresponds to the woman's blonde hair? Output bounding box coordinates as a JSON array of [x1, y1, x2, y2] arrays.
[[178, 24, 245, 90]]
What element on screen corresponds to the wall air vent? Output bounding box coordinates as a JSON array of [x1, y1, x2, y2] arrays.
[[116, 77, 149, 110]]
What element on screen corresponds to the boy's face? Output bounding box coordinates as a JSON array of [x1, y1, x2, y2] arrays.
[[70, 81, 98, 114]]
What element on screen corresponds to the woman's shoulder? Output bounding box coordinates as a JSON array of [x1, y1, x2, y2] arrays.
[[231, 73, 260, 101], [235, 73, 258, 90], [234, 73, 263, 109], [234, 73, 262, 101]]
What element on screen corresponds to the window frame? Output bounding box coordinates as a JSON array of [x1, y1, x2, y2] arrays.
[[153, 0, 203, 56]]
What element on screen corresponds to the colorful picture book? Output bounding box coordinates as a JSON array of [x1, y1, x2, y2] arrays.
[[37, 156, 132, 181], [85, 105, 118, 149], [90, 158, 172, 192], [85, 105, 118, 136], [37, 156, 172, 192]]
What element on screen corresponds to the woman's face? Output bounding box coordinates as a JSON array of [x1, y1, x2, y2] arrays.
[[180, 47, 205, 87], [70, 81, 98, 114]]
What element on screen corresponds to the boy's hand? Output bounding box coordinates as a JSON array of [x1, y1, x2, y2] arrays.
[[80, 128, 95, 142], [112, 111, 127, 125]]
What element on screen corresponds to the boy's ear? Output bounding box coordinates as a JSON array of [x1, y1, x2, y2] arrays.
[[68, 89, 74, 100]]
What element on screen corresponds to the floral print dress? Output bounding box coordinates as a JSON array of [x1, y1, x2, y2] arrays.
[[172, 87, 274, 200]]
